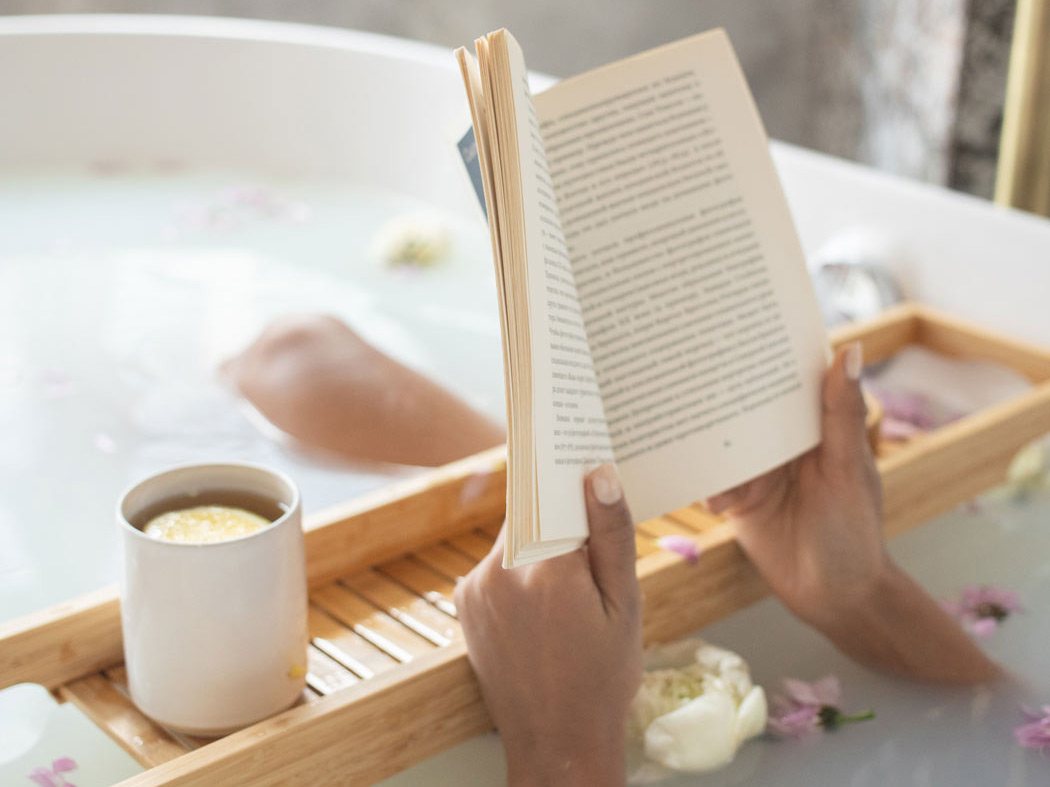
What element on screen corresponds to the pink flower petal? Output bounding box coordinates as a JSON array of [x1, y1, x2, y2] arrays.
[[781, 680, 815, 706], [880, 416, 922, 441], [1015, 705, 1050, 751], [768, 704, 821, 739], [1020, 705, 1047, 723], [656, 535, 701, 564], [812, 675, 842, 706], [52, 758, 77, 773], [28, 768, 59, 787], [943, 585, 1022, 637], [971, 617, 998, 638], [782, 677, 822, 707]]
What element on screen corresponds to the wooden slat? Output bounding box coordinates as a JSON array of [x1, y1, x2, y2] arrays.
[[305, 645, 359, 696], [915, 305, 1050, 383], [304, 447, 506, 590], [341, 570, 459, 647], [307, 605, 398, 680], [828, 302, 918, 363], [311, 585, 435, 662], [414, 543, 480, 581], [877, 438, 912, 458], [667, 505, 725, 533], [59, 673, 189, 768], [378, 557, 459, 618], [634, 533, 659, 556], [636, 516, 701, 539], [446, 530, 495, 561], [638, 525, 769, 644], [0, 585, 122, 691], [477, 519, 503, 538], [104, 667, 213, 750]]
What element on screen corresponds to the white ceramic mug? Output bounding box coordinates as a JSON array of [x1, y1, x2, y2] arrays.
[[117, 462, 308, 736]]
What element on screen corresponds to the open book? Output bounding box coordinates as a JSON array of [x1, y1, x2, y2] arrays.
[[456, 29, 828, 567]]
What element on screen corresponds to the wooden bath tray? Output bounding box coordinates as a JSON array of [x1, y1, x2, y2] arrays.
[[3, 303, 1050, 786]]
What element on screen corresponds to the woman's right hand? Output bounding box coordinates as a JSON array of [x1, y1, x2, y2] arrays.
[[710, 344, 998, 683], [707, 343, 887, 631]]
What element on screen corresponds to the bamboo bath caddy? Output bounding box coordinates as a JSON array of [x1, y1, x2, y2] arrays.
[[2, 303, 1050, 786]]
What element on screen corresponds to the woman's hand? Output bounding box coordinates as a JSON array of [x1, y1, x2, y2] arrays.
[[710, 344, 998, 683], [455, 464, 642, 786], [708, 343, 885, 630]]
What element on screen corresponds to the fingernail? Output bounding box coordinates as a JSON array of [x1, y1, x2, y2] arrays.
[[846, 342, 863, 381], [591, 463, 623, 506]]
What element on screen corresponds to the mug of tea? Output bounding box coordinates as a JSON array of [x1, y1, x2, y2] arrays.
[[117, 462, 308, 736]]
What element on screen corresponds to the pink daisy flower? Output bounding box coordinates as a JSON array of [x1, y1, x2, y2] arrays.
[[1015, 706, 1050, 753], [942, 586, 1022, 638], [768, 676, 874, 739]]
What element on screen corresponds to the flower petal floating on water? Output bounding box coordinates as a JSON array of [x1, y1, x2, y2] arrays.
[[768, 675, 873, 740], [868, 386, 963, 432], [51, 758, 77, 773], [1015, 705, 1050, 753], [942, 585, 1022, 637], [27, 757, 78, 787], [767, 703, 821, 739], [781, 675, 840, 708]]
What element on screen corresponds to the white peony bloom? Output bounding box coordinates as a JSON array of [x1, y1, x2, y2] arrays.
[[628, 639, 767, 775]]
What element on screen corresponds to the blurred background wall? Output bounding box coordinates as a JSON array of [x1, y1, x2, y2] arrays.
[[0, 0, 1014, 198]]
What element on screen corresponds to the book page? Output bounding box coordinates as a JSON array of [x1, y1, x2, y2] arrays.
[[534, 30, 827, 521], [498, 32, 615, 546]]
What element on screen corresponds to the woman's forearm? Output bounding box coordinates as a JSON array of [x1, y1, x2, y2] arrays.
[[505, 740, 626, 787], [816, 561, 999, 684]]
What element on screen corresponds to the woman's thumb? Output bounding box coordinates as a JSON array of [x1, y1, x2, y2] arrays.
[[584, 464, 638, 609], [820, 342, 870, 470]]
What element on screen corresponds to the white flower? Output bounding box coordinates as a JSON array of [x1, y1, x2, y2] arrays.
[[371, 214, 451, 267], [628, 639, 767, 776], [1006, 441, 1048, 494]]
